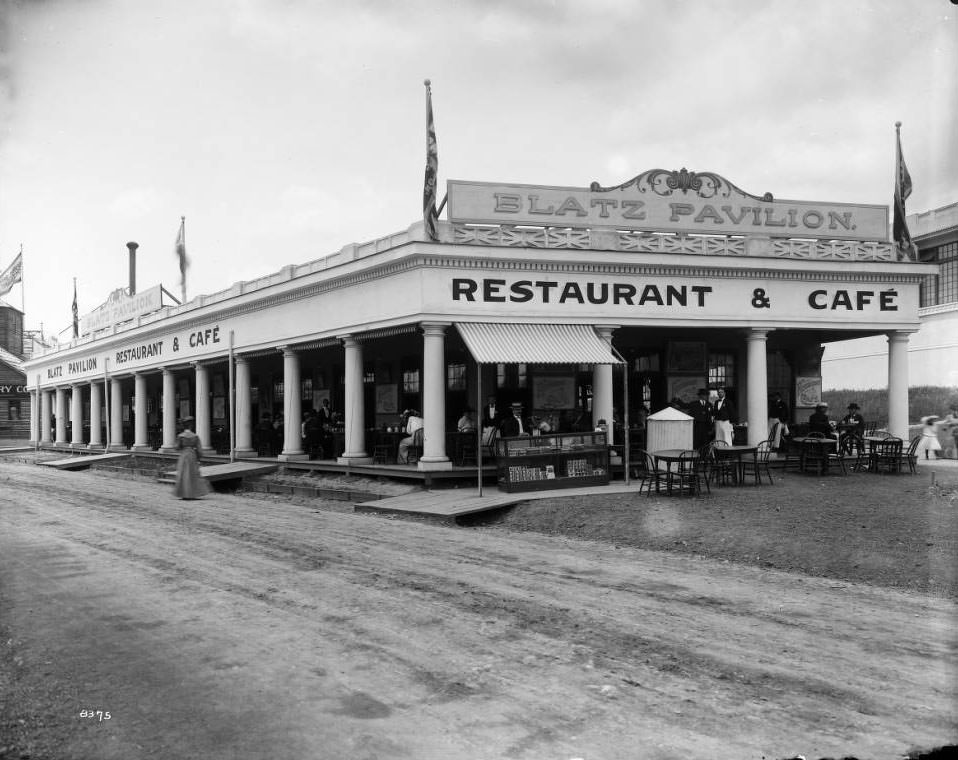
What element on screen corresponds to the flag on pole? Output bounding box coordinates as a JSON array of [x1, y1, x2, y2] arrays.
[[175, 216, 188, 302], [0, 251, 23, 297], [893, 121, 915, 260], [423, 79, 439, 241], [72, 278, 79, 338]]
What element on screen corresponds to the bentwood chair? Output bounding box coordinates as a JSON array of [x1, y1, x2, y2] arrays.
[[671, 450, 709, 496], [872, 437, 903, 474], [631, 450, 666, 496], [700, 441, 734, 486], [901, 435, 921, 475], [742, 439, 774, 485]]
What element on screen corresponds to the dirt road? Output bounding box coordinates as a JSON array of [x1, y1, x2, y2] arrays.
[[1, 460, 955, 759]]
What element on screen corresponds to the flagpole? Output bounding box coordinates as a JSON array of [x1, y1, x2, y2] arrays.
[[19, 244, 25, 325]]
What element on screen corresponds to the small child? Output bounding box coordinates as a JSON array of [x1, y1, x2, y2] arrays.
[[918, 415, 943, 460]]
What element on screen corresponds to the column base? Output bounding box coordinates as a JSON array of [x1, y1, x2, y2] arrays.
[[131, 444, 153, 452], [106, 444, 129, 452], [54, 440, 70, 447], [234, 448, 258, 458], [87, 442, 104, 450], [337, 454, 373, 465], [279, 452, 309, 462], [417, 457, 452, 471], [70, 443, 86, 450], [159, 446, 179, 454]]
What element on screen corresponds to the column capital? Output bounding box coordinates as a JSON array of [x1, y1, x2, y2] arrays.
[[886, 330, 915, 345], [745, 328, 771, 341], [338, 334, 361, 349], [279, 346, 299, 358], [594, 324, 619, 341], [419, 322, 450, 338]]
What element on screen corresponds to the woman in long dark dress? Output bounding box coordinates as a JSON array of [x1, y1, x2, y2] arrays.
[[174, 419, 211, 500]]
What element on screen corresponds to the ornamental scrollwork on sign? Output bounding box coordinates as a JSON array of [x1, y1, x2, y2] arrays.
[[590, 168, 773, 202]]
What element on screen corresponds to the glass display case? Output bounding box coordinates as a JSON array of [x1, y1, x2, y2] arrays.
[[495, 431, 610, 493]]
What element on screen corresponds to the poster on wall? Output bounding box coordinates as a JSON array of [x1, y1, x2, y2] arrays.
[[666, 341, 707, 373], [375, 384, 398, 415], [532, 375, 575, 410], [667, 376, 705, 406], [795, 377, 822, 408]]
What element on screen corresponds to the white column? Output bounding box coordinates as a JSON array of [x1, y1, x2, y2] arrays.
[[234, 355, 256, 457], [745, 329, 769, 446], [54, 387, 68, 445], [280, 347, 306, 460], [40, 390, 52, 444], [592, 325, 617, 444], [88, 382, 103, 448], [194, 362, 216, 455], [337, 336, 371, 464], [109, 377, 125, 450], [887, 331, 911, 440], [28, 389, 39, 446], [419, 322, 451, 470], [160, 368, 178, 452], [70, 385, 84, 448], [132, 372, 150, 451]]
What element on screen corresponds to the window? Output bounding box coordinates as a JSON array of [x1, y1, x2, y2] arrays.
[[495, 363, 528, 390], [301, 377, 313, 400], [273, 380, 284, 401], [447, 362, 467, 391], [920, 241, 958, 307], [402, 368, 420, 394], [708, 352, 735, 389]]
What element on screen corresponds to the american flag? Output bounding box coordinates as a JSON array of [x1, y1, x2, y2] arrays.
[[893, 123, 915, 260], [0, 252, 22, 297], [175, 216, 188, 301], [423, 80, 438, 241]]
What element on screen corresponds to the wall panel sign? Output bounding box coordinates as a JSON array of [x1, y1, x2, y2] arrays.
[[80, 284, 164, 336], [447, 169, 888, 242]]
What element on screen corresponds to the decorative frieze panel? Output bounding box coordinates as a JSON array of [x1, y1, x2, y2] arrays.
[[452, 224, 896, 262], [770, 239, 896, 261]]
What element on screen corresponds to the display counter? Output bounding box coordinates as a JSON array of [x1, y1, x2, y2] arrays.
[[495, 431, 609, 493]]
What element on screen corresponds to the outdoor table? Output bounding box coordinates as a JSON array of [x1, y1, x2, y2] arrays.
[[860, 435, 903, 473], [712, 444, 759, 484], [651, 449, 689, 495], [374, 430, 405, 464], [791, 436, 837, 474]]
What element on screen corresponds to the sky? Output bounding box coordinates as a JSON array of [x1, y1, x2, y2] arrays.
[[1, 0, 955, 343]]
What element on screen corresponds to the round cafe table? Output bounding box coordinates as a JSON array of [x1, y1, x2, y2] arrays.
[[712, 444, 759, 485]]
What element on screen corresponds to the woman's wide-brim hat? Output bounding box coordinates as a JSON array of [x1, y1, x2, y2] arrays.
[[921, 415, 940, 424], [815, 402, 828, 408]]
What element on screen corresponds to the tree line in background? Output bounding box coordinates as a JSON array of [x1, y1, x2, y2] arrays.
[[822, 386, 958, 428]]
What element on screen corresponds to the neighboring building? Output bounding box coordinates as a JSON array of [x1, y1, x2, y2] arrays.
[[0, 299, 29, 439], [23, 166, 935, 466], [822, 202, 958, 390]]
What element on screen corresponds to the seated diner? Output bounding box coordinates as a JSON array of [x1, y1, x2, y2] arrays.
[[807, 402, 834, 437]]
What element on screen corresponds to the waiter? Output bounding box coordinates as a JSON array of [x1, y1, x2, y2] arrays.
[[712, 387, 735, 445]]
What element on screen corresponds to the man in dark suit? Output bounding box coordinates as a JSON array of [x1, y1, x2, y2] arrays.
[[689, 388, 713, 449], [498, 403, 523, 438]]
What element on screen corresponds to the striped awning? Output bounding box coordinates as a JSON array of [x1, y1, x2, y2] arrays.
[[455, 323, 621, 364]]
